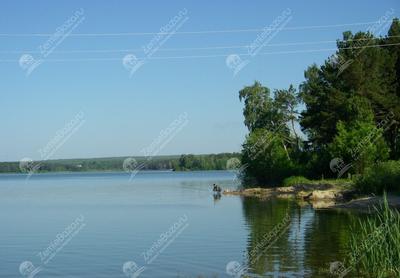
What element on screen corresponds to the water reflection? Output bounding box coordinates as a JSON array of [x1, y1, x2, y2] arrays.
[[0, 171, 363, 277], [213, 192, 222, 204], [240, 197, 356, 277]]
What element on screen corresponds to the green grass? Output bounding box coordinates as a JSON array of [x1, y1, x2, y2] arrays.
[[282, 176, 312, 187], [347, 194, 400, 277], [281, 175, 353, 188]]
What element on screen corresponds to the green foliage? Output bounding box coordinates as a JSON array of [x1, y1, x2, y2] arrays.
[[329, 118, 389, 174], [0, 162, 19, 172], [300, 147, 334, 179], [0, 153, 240, 173], [355, 160, 400, 194], [274, 84, 301, 150], [282, 175, 352, 187], [237, 19, 400, 188], [300, 19, 400, 158], [348, 195, 400, 277], [241, 129, 298, 186], [237, 80, 301, 186], [239, 81, 278, 132], [281, 176, 311, 187], [175, 153, 239, 171]]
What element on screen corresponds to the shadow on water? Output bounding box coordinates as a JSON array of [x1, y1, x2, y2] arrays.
[[240, 197, 359, 277]]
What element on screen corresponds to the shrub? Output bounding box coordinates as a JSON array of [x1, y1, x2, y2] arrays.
[[241, 129, 298, 187], [282, 176, 311, 187], [355, 160, 400, 194], [329, 119, 389, 175]]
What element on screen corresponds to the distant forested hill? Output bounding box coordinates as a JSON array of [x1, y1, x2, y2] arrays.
[[0, 153, 240, 173]]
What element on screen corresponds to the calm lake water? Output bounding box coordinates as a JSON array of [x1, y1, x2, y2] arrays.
[[0, 171, 361, 277]]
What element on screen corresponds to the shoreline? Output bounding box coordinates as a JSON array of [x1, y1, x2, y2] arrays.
[[0, 169, 232, 175], [223, 183, 400, 211]]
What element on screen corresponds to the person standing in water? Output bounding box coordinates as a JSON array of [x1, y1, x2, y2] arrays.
[[213, 184, 221, 192]]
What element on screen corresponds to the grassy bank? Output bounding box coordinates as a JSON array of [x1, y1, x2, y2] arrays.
[[346, 195, 400, 277], [281, 176, 353, 188]]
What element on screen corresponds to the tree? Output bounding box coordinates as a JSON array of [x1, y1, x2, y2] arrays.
[[237, 19, 400, 185], [274, 84, 301, 151], [300, 20, 400, 154], [241, 129, 297, 186], [384, 18, 400, 159], [328, 109, 389, 175], [239, 81, 279, 132], [238, 80, 304, 185]]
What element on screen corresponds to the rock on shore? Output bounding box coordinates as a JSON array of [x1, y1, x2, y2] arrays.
[[223, 183, 400, 210]]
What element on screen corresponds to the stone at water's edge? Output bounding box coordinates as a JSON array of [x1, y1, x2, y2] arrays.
[[311, 200, 336, 209], [224, 185, 400, 211], [223, 184, 346, 201], [309, 190, 341, 200]]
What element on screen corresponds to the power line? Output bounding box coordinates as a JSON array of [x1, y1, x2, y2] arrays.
[[2, 35, 399, 54], [3, 42, 399, 62], [0, 20, 394, 37]]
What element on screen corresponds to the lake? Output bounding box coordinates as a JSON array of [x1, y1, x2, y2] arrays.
[[0, 171, 360, 277]]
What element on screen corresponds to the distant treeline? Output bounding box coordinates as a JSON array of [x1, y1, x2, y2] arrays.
[[175, 153, 239, 170], [0, 153, 240, 173]]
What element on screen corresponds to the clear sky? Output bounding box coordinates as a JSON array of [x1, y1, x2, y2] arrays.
[[0, 0, 398, 161]]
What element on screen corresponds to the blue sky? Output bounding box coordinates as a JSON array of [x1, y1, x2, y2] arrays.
[[0, 0, 398, 161]]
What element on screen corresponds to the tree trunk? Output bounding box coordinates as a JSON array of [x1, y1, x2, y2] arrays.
[[281, 140, 291, 161], [291, 118, 300, 151]]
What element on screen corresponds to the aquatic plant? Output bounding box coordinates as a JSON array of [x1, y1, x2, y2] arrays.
[[348, 194, 400, 277]]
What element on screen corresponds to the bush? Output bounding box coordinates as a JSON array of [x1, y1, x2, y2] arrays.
[[329, 119, 389, 175], [282, 176, 311, 187], [241, 129, 299, 187], [355, 160, 400, 194]]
